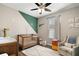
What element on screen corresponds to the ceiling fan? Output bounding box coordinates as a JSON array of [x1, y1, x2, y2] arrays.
[[30, 3, 52, 14]]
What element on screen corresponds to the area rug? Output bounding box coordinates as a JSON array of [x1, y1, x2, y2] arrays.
[[22, 45, 60, 56]]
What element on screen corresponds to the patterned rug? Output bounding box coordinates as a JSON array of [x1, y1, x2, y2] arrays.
[[22, 45, 60, 56]]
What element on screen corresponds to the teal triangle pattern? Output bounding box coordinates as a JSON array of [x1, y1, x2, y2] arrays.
[[19, 11, 38, 32]]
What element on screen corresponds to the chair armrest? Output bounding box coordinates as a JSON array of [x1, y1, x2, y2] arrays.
[[72, 46, 79, 56], [72, 45, 79, 49], [59, 42, 65, 46]]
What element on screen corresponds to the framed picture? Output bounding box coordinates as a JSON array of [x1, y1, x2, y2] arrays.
[[75, 16, 79, 23], [68, 18, 74, 24], [69, 16, 79, 28]]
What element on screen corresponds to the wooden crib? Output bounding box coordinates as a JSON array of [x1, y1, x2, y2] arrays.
[[17, 34, 39, 50]]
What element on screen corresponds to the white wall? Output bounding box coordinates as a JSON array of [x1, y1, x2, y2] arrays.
[[38, 6, 79, 45], [0, 4, 36, 38], [59, 6, 79, 40], [38, 17, 49, 42]]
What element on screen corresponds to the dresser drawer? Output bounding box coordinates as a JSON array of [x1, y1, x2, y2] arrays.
[[0, 42, 17, 55]]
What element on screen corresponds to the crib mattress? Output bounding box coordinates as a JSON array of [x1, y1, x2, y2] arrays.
[[22, 45, 59, 56]]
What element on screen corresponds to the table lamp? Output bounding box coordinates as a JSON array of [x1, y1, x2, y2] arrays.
[[3, 27, 9, 37]]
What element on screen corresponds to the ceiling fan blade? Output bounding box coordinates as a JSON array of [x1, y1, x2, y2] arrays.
[[31, 8, 38, 11], [45, 8, 51, 12], [35, 3, 40, 7], [45, 3, 51, 7]]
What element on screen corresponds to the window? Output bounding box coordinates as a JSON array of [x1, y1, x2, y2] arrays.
[[48, 16, 56, 39], [49, 29, 55, 38]]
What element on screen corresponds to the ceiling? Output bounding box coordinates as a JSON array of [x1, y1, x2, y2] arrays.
[[2, 3, 78, 18]]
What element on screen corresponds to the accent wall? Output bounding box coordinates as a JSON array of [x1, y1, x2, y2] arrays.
[[0, 4, 37, 38], [19, 11, 38, 32]]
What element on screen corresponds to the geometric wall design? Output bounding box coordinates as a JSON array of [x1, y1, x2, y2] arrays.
[[19, 11, 38, 32]]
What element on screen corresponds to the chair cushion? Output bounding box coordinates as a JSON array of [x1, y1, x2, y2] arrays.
[[60, 46, 73, 53], [65, 43, 75, 48]]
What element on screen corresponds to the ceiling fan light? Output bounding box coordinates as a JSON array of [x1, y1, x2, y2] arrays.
[[38, 8, 44, 14], [38, 9, 41, 12], [42, 8, 44, 12]]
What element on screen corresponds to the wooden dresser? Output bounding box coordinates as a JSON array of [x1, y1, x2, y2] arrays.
[[0, 37, 18, 56]]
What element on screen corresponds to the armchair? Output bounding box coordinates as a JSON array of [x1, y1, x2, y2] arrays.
[[59, 36, 79, 56]]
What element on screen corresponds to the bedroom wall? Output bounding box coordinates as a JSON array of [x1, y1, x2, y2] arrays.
[[38, 17, 49, 43], [38, 6, 79, 45], [0, 4, 37, 38], [19, 11, 38, 32]]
